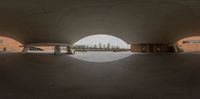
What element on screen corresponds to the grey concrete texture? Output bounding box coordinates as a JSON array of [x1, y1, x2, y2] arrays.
[[0, 0, 200, 44], [0, 53, 200, 99]]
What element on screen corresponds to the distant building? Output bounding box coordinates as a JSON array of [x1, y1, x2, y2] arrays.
[[0, 37, 22, 52]]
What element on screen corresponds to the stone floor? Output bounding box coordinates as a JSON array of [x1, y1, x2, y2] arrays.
[[0, 52, 200, 99]]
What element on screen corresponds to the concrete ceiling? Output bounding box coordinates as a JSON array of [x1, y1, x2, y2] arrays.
[[0, 0, 200, 44]]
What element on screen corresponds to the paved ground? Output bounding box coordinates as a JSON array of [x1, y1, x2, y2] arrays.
[[0, 52, 200, 99], [70, 51, 133, 62]]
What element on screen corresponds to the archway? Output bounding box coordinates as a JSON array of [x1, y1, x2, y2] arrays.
[[0, 36, 23, 52], [28, 46, 55, 53], [177, 36, 200, 52], [70, 34, 132, 62]]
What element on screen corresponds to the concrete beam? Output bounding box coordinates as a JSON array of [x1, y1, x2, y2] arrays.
[[24, 43, 68, 47], [66, 46, 75, 55], [54, 46, 62, 55], [22, 46, 29, 53]]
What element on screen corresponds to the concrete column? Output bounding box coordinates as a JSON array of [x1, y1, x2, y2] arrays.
[[3, 47, 6, 52], [67, 46, 74, 54], [54, 46, 62, 55], [173, 44, 183, 53], [22, 46, 29, 53]]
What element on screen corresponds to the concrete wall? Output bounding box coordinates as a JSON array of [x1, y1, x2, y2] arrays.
[[131, 43, 174, 53], [32, 46, 54, 51], [178, 37, 200, 52], [131, 44, 142, 52]]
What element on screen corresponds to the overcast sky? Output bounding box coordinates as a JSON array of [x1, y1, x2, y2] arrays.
[[74, 34, 130, 48]]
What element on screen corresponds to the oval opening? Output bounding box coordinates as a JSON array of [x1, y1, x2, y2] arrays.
[[0, 36, 23, 53], [177, 36, 200, 52], [70, 34, 132, 62]]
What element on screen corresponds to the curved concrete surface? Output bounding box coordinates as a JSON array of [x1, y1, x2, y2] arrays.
[[0, 0, 200, 44], [0, 53, 200, 98]]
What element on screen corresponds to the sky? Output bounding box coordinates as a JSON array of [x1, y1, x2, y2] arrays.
[[74, 34, 130, 49]]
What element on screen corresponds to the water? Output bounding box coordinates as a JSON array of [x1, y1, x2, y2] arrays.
[[70, 51, 133, 62]]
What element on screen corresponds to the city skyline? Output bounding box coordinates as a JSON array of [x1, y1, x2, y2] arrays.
[[74, 34, 130, 49]]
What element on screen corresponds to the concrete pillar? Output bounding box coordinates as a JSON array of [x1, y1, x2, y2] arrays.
[[173, 44, 183, 53], [3, 47, 6, 52], [67, 46, 75, 54], [22, 46, 29, 53], [54, 46, 62, 55]]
